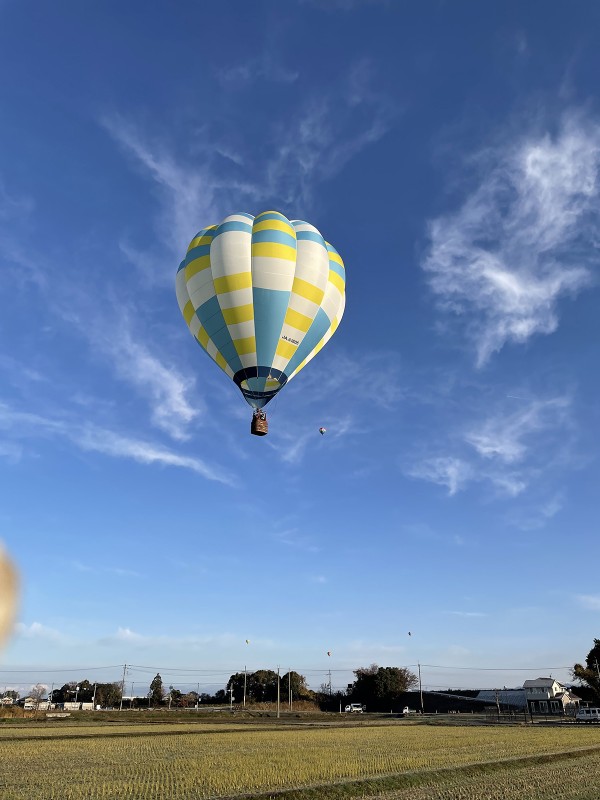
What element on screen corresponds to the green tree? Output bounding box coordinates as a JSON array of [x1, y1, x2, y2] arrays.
[[168, 687, 183, 708], [281, 671, 313, 701], [95, 683, 122, 708], [573, 638, 600, 701], [227, 669, 279, 703], [353, 664, 418, 706], [149, 673, 164, 706]]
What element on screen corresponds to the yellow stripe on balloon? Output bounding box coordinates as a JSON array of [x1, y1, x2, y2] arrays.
[[233, 336, 256, 356], [197, 328, 210, 349], [292, 277, 325, 305], [284, 307, 313, 333], [329, 270, 345, 294], [327, 250, 344, 268], [185, 255, 211, 281], [222, 303, 254, 325], [276, 339, 297, 360], [183, 300, 195, 325], [187, 226, 217, 252], [251, 242, 297, 261], [213, 272, 252, 295], [252, 219, 296, 237]]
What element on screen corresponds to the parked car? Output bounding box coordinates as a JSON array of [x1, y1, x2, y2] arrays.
[[576, 707, 600, 723], [344, 703, 364, 713]]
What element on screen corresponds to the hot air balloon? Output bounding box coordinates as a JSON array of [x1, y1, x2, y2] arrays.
[[319, 427, 326, 435], [176, 211, 346, 436], [327, 651, 332, 657]]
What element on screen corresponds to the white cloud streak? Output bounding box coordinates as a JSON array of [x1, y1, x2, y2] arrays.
[[406, 395, 573, 498], [465, 397, 570, 464], [422, 111, 599, 364], [104, 58, 394, 268], [576, 595, 600, 611], [14, 622, 66, 643], [0, 403, 234, 485]]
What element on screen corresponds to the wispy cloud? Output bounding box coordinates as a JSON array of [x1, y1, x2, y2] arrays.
[[576, 595, 600, 611], [465, 397, 571, 463], [72, 560, 142, 578], [265, 59, 394, 207], [100, 627, 245, 649], [95, 318, 200, 441], [273, 528, 319, 554], [406, 395, 574, 498], [407, 456, 473, 496], [445, 611, 487, 618], [509, 492, 564, 531], [0, 402, 234, 485], [14, 622, 66, 643], [104, 58, 395, 267], [422, 110, 599, 364], [216, 54, 298, 86]]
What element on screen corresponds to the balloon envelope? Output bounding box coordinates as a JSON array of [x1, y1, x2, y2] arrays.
[[176, 211, 345, 409]]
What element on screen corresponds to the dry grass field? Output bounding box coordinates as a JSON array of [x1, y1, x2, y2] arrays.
[[1, 718, 599, 799]]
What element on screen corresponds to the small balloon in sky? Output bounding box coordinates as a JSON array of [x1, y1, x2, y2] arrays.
[[245, 639, 250, 645], [319, 427, 327, 435], [408, 631, 412, 636], [176, 211, 346, 436], [0, 544, 17, 653], [327, 650, 332, 657]]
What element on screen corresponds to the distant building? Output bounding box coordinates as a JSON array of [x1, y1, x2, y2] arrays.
[[523, 678, 580, 716], [475, 688, 527, 709]]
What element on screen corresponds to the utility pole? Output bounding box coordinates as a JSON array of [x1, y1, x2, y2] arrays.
[[228, 686, 234, 711], [288, 668, 292, 711], [119, 664, 127, 711], [243, 666, 247, 709], [276, 667, 280, 719], [418, 663, 424, 714]]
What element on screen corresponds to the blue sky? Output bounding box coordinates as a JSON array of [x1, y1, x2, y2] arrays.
[[1, 0, 599, 697]]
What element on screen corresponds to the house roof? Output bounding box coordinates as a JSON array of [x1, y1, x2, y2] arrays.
[[523, 678, 563, 688]]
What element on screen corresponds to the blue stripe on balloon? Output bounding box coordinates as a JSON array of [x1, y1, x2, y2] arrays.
[[251, 229, 297, 249], [284, 307, 331, 377], [328, 261, 345, 280], [185, 243, 212, 265], [254, 211, 290, 224], [177, 259, 186, 273], [252, 287, 291, 390], [213, 221, 253, 238], [296, 230, 326, 245], [195, 296, 243, 374]]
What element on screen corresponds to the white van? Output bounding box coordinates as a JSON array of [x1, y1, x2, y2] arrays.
[[344, 703, 364, 713], [575, 707, 600, 723]]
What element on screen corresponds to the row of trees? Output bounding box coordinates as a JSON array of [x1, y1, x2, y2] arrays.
[[1, 665, 419, 709], [4, 640, 599, 709]]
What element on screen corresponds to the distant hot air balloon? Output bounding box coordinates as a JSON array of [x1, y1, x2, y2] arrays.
[[245, 639, 250, 645], [176, 211, 346, 436], [319, 427, 326, 435], [327, 651, 332, 657]]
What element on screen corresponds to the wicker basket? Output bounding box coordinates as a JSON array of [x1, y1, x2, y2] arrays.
[[251, 412, 268, 436]]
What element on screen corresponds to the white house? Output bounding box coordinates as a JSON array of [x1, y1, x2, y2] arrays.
[[523, 678, 580, 716]]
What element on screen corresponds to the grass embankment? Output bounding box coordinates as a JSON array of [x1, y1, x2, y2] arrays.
[[1, 719, 599, 799]]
